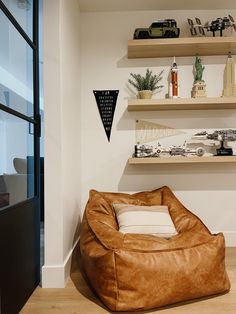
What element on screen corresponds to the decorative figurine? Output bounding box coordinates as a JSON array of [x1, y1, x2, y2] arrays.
[[169, 57, 179, 98], [222, 52, 236, 97], [191, 55, 207, 98], [187, 17, 206, 36], [133, 19, 180, 39], [187, 15, 236, 37], [194, 55, 205, 81], [193, 129, 236, 156]]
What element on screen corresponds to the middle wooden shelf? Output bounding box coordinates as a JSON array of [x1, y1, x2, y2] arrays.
[[127, 97, 236, 111]]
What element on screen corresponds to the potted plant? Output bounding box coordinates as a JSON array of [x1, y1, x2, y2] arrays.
[[128, 68, 164, 99]]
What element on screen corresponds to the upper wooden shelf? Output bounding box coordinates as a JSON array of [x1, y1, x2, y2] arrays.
[[128, 156, 236, 164], [127, 97, 236, 111], [128, 37, 236, 58]]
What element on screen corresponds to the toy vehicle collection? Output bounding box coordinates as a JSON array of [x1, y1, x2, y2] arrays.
[[134, 143, 205, 158], [133, 15, 235, 40], [133, 129, 236, 159], [187, 15, 236, 37], [133, 19, 180, 39]]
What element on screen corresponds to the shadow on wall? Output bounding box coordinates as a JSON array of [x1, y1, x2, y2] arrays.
[[117, 55, 227, 69], [118, 161, 236, 192], [116, 108, 236, 131], [72, 214, 82, 249]]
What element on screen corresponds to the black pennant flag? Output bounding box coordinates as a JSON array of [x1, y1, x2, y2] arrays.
[[93, 90, 119, 142]]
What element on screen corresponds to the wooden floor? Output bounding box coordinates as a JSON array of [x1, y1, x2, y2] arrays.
[[21, 248, 236, 314]]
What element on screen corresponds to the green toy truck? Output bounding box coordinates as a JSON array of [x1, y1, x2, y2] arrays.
[[133, 19, 180, 39]]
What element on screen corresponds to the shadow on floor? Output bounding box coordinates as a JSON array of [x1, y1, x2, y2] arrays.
[[70, 242, 110, 312]]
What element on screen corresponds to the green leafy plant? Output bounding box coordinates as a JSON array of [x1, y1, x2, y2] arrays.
[[128, 68, 164, 92]]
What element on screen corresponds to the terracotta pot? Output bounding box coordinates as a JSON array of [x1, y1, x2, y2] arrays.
[[138, 90, 153, 99]]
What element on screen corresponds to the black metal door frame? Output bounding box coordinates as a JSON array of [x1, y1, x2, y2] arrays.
[[0, 0, 41, 313]]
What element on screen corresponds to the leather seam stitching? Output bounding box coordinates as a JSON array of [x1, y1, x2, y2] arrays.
[[113, 251, 119, 311], [121, 236, 220, 253]]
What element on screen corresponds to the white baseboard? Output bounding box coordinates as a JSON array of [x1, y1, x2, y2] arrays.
[[221, 231, 236, 247], [42, 237, 80, 288], [212, 231, 236, 247]]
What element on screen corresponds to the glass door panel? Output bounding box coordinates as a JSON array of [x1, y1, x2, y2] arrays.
[[0, 110, 35, 209], [0, 9, 33, 116], [0, 1, 40, 313], [1, 0, 33, 38]]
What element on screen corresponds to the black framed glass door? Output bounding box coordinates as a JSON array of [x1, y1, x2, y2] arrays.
[[0, 0, 40, 313]]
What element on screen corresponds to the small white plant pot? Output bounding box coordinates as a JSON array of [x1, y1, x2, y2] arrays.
[[138, 90, 153, 99]]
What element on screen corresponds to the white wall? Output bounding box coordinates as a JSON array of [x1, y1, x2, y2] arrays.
[[80, 10, 236, 246], [43, 6, 236, 288], [42, 0, 81, 288], [61, 0, 81, 268], [79, 0, 236, 12]]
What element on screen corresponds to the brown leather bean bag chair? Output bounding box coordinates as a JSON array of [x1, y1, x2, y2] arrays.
[[80, 186, 230, 312]]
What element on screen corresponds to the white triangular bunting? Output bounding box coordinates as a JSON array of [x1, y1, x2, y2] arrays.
[[136, 120, 186, 144]]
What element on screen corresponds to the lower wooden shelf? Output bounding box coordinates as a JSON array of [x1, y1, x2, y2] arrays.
[[128, 156, 236, 164]]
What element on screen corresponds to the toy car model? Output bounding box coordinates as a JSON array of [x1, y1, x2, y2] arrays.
[[133, 19, 180, 39], [169, 146, 205, 157], [134, 143, 205, 158], [134, 144, 158, 158], [193, 129, 236, 156], [193, 129, 236, 141]]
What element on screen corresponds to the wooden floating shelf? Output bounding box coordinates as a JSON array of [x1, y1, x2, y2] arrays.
[[128, 37, 236, 58], [128, 156, 236, 164], [127, 97, 236, 111]]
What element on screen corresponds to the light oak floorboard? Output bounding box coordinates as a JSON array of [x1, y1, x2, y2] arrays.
[[21, 248, 236, 314]]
